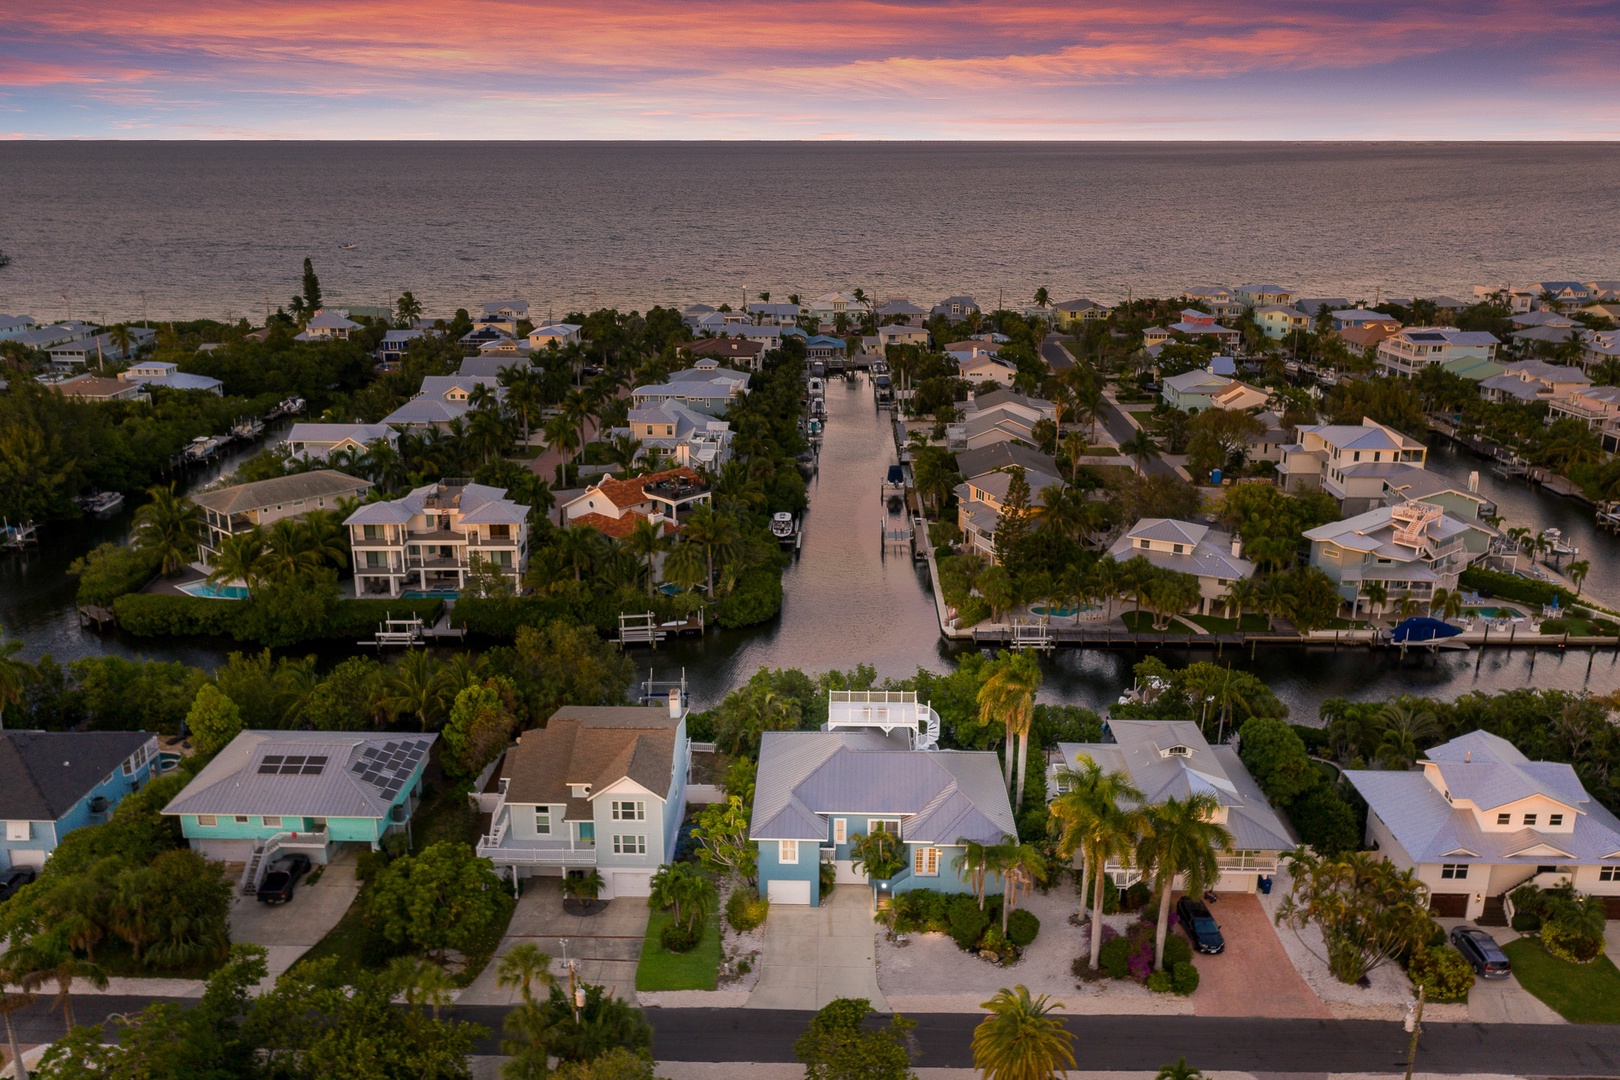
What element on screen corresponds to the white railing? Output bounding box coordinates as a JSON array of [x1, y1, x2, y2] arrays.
[[476, 841, 599, 866], [1216, 851, 1279, 873]]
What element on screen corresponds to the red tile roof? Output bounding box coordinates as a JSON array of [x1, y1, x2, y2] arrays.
[[571, 511, 679, 540], [590, 467, 702, 512]]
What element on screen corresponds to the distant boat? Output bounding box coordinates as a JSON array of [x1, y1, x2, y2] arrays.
[[74, 491, 125, 515], [0, 249, 10, 268], [1388, 617, 1464, 645], [771, 512, 797, 543], [339, 243, 359, 250]]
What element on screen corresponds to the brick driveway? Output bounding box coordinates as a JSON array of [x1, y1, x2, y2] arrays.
[[1188, 892, 1331, 1018]]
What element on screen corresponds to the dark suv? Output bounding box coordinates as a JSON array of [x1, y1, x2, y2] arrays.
[[1175, 896, 1225, 954], [256, 854, 312, 904], [1450, 926, 1512, 978], [0, 866, 37, 902]]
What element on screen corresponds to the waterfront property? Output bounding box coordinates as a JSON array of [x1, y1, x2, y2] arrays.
[[631, 361, 750, 416], [1108, 518, 1256, 615], [875, 298, 929, 324], [477, 300, 529, 333], [163, 730, 434, 866], [346, 479, 529, 596], [955, 461, 1063, 564], [1234, 283, 1295, 308], [948, 389, 1057, 452], [1347, 730, 1620, 920], [1479, 359, 1590, 405], [46, 326, 155, 369], [1331, 308, 1402, 332], [1052, 719, 1293, 893], [1254, 304, 1310, 340], [1182, 286, 1244, 318], [805, 335, 848, 363], [1278, 417, 1428, 514], [1051, 298, 1106, 329], [120, 360, 223, 394], [875, 323, 930, 349], [560, 466, 710, 539], [623, 400, 733, 469], [931, 296, 981, 323], [382, 374, 503, 430], [295, 310, 362, 342], [193, 470, 373, 568], [1376, 326, 1501, 376], [1545, 383, 1620, 430], [283, 422, 398, 461], [51, 373, 147, 403], [681, 336, 765, 371], [1304, 501, 1490, 612], [952, 344, 1018, 388], [752, 691, 1013, 907], [476, 698, 688, 898], [1, 731, 158, 871], [527, 323, 583, 349], [1161, 309, 1242, 346]]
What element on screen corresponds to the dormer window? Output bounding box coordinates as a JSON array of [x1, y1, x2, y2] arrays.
[[1161, 745, 1191, 758], [1548, 814, 1564, 827], [569, 784, 591, 799]]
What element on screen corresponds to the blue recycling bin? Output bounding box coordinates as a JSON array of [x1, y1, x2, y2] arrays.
[[1258, 875, 1273, 895]]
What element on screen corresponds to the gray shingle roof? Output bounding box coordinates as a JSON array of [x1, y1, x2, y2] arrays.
[[0, 731, 153, 821], [163, 731, 435, 819]]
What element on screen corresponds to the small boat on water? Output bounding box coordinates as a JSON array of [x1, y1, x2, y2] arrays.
[[339, 243, 359, 250], [807, 377, 825, 398], [231, 417, 265, 440], [74, 491, 125, 515], [1542, 528, 1577, 557], [771, 512, 798, 544]]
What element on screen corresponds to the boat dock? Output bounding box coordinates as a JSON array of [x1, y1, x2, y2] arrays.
[[617, 609, 705, 647]]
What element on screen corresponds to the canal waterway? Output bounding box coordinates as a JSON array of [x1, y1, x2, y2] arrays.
[[4, 392, 1620, 719]]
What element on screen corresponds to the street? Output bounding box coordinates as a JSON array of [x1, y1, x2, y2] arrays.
[[1042, 333, 1175, 477]]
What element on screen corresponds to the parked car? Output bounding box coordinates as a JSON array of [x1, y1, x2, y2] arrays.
[[256, 854, 312, 904], [0, 867, 37, 902], [1450, 926, 1512, 978], [1176, 896, 1225, 954]]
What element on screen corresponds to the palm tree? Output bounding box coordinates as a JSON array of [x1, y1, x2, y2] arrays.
[[0, 972, 37, 1080], [496, 943, 556, 1004], [971, 985, 1076, 1080], [1256, 574, 1293, 631], [1430, 587, 1464, 623], [1568, 559, 1590, 595], [543, 411, 581, 484], [395, 291, 423, 328], [622, 516, 669, 598], [1048, 762, 1144, 971], [208, 530, 269, 596], [386, 956, 456, 1020], [7, 935, 108, 1031], [994, 840, 1047, 936], [1033, 287, 1050, 310], [1220, 577, 1256, 622], [0, 635, 35, 732], [977, 655, 1042, 799], [1360, 581, 1387, 623], [133, 483, 202, 575], [680, 503, 739, 594], [1122, 430, 1157, 475], [1060, 432, 1090, 484], [951, 838, 995, 909], [661, 540, 708, 594], [1376, 700, 1439, 768], [649, 862, 712, 930], [260, 518, 324, 583], [381, 650, 449, 731], [561, 869, 606, 905], [1135, 793, 1233, 971], [1155, 1058, 1206, 1080]]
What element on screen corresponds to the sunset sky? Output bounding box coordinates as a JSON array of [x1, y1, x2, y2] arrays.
[[4, 1, 1618, 139]]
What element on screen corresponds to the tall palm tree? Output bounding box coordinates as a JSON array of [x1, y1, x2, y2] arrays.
[[386, 956, 456, 1020], [260, 518, 324, 583], [1135, 793, 1233, 971], [7, 935, 109, 1031], [543, 411, 581, 484], [0, 973, 37, 1080], [977, 655, 1042, 799], [622, 516, 669, 598], [994, 840, 1047, 936], [208, 530, 269, 596], [660, 540, 708, 594], [381, 650, 449, 731], [1360, 581, 1387, 623], [1122, 430, 1157, 475], [951, 838, 995, 910], [133, 483, 202, 575], [1049, 762, 1144, 971], [1568, 559, 1590, 595], [1220, 577, 1257, 622], [680, 503, 739, 594], [1376, 700, 1439, 768], [971, 985, 1076, 1080], [0, 635, 36, 732], [1256, 574, 1294, 631], [495, 943, 556, 1004], [501, 367, 546, 446], [1060, 432, 1090, 484]]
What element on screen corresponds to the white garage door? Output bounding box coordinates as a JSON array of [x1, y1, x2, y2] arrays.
[[833, 860, 868, 885], [611, 871, 652, 899], [767, 879, 812, 905], [8, 849, 46, 869]]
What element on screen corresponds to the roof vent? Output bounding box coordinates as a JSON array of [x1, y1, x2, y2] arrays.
[[1465, 750, 1472, 763]]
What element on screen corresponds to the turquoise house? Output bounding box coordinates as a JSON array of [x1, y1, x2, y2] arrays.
[[1, 731, 158, 872], [163, 731, 435, 885], [751, 693, 1016, 907]]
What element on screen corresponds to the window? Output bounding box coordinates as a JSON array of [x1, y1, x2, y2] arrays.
[[5, 821, 29, 842], [833, 818, 847, 844], [534, 809, 551, 835], [262, 816, 282, 828], [1523, 814, 1537, 826], [612, 834, 646, 856], [868, 819, 901, 838], [611, 800, 646, 821], [1548, 814, 1564, 827], [779, 840, 799, 864], [1601, 867, 1618, 882], [1172, 544, 1184, 554], [123, 742, 153, 776], [234, 815, 249, 824], [1496, 813, 1511, 825], [1440, 863, 1468, 880], [197, 815, 218, 828], [913, 847, 940, 876]]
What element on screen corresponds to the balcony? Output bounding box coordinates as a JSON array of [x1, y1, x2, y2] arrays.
[[407, 528, 469, 543], [1216, 851, 1279, 873], [475, 816, 598, 866]]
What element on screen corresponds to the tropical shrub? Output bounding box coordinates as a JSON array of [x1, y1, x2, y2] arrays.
[[1098, 935, 1133, 980], [726, 887, 769, 933], [659, 920, 702, 954], [1542, 919, 1605, 964], [1509, 883, 1545, 932], [1146, 969, 1174, 993], [1405, 945, 1475, 1003], [948, 894, 990, 950], [1171, 960, 1200, 996], [714, 567, 784, 628], [891, 889, 953, 935], [1162, 932, 1193, 970], [1122, 881, 1151, 912], [1006, 908, 1040, 947]]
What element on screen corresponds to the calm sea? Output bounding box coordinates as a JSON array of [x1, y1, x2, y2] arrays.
[[1, 142, 1618, 322]]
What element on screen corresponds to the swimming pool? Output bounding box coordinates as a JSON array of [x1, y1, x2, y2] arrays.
[[402, 589, 461, 599], [177, 581, 249, 600], [1030, 604, 1079, 618], [1469, 606, 1523, 619]]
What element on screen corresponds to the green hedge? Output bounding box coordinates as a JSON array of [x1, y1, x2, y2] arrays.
[[451, 595, 582, 637], [113, 593, 444, 646], [715, 567, 783, 628], [1460, 567, 1579, 611]]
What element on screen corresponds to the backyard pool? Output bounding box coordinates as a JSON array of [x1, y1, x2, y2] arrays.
[[177, 581, 249, 600], [1030, 604, 1080, 618], [402, 589, 460, 599], [1468, 606, 1525, 619]]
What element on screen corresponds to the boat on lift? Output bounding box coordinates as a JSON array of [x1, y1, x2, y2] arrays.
[[74, 491, 125, 515], [771, 512, 798, 544]]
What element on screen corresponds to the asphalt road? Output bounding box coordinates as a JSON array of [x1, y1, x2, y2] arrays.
[[15, 998, 1620, 1075], [1042, 333, 1174, 477]]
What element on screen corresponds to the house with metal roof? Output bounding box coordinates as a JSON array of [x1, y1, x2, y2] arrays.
[[623, 400, 732, 469], [47, 327, 156, 369], [0, 314, 38, 340], [120, 360, 223, 394], [377, 328, 424, 366], [1052, 720, 1292, 893], [527, 323, 582, 350], [752, 692, 1013, 906], [347, 479, 529, 596], [1182, 287, 1244, 318], [476, 699, 688, 898], [876, 323, 930, 349], [1278, 418, 1428, 513], [631, 363, 750, 417], [164, 731, 435, 884], [1347, 731, 1620, 920], [1478, 359, 1590, 405], [1545, 383, 1620, 431], [1108, 519, 1256, 615], [876, 298, 929, 324], [1161, 368, 1266, 413], [1381, 464, 1497, 527], [954, 464, 1063, 565], [1255, 304, 1309, 340], [477, 301, 529, 331], [1233, 284, 1294, 308], [1293, 298, 1352, 318], [747, 301, 801, 326], [1376, 327, 1500, 376], [382, 374, 503, 430], [1304, 501, 1489, 613], [283, 422, 398, 462], [1, 731, 158, 872], [931, 296, 981, 324], [1051, 298, 1107, 330], [192, 470, 373, 568], [296, 310, 362, 342], [1164, 309, 1242, 346]]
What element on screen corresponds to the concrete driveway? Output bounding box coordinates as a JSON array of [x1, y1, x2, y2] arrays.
[[229, 850, 360, 985], [1432, 919, 1564, 1024], [457, 879, 649, 1005], [1190, 893, 1331, 1018], [746, 885, 887, 1012]]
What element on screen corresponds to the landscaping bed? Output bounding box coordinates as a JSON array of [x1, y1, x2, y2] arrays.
[[635, 909, 723, 992], [1501, 938, 1620, 1024]]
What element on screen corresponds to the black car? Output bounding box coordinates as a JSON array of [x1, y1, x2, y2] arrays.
[[1175, 896, 1226, 954], [0, 866, 37, 902], [1450, 926, 1512, 978], [256, 854, 312, 904]]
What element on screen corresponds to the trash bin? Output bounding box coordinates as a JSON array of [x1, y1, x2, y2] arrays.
[[1258, 875, 1273, 895], [1210, 468, 1223, 485]]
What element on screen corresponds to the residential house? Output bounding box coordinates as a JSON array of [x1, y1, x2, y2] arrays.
[[691, 310, 751, 335], [1347, 730, 1620, 920], [528, 323, 583, 350], [752, 692, 1014, 906], [631, 361, 750, 417], [1108, 519, 1256, 616], [6, 321, 97, 352], [1279, 418, 1429, 513], [683, 336, 765, 371], [296, 310, 362, 342], [120, 360, 223, 395], [1475, 284, 1536, 313], [163, 731, 435, 873], [283, 422, 397, 461], [1545, 384, 1620, 430], [458, 355, 530, 379], [681, 303, 716, 328], [382, 374, 502, 430], [1379, 468, 1498, 565], [805, 335, 848, 363], [1234, 284, 1294, 308], [806, 293, 861, 323], [1051, 298, 1107, 329], [1509, 310, 1577, 330], [1182, 287, 1244, 318], [1052, 720, 1293, 894], [954, 464, 1063, 563], [948, 389, 1057, 451], [876, 298, 929, 324], [1332, 309, 1402, 333], [1245, 410, 1292, 465], [1166, 310, 1242, 347], [1512, 324, 1587, 350], [51, 374, 147, 403], [1439, 354, 1505, 383], [47, 327, 155, 369], [954, 345, 1018, 389], [931, 296, 981, 324], [1255, 305, 1310, 340], [477, 335, 527, 358], [748, 301, 801, 326], [624, 400, 733, 470], [954, 442, 1059, 489], [478, 301, 530, 332], [0, 314, 38, 340], [377, 329, 424, 366], [1376, 327, 1500, 376], [193, 470, 372, 567], [1531, 282, 1596, 309], [1577, 332, 1620, 374], [1161, 369, 1268, 414], [1294, 298, 1352, 318], [1338, 324, 1402, 353], [730, 324, 785, 348], [347, 479, 529, 596], [876, 324, 930, 349], [1478, 360, 1590, 405], [476, 699, 689, 898], [459, 326, 514, 353], [1305, 501, 1489, 612], [1, 731, 159, 872], [559, 466, 710, 540]]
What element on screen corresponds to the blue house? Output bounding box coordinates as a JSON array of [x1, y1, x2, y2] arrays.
[[804, 335, 848, 362], [1, 731, 158, 872], [751, 692, 1016, 906]]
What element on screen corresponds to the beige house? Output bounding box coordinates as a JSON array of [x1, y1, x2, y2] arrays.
[[192, 470, 372, 567], [346, 479, 529, 596], [1107, 518, 1256, 616], [1278, 418, 1428, 514]]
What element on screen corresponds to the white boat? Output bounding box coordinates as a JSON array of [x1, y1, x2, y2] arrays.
[[231, 417, 265, 440], [807, 377, 825, 397], [771, 512, 797, 542], [75, 491, 125, 515], [1542, 528, 1577, 557]]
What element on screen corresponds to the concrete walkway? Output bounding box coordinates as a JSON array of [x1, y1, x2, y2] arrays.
[[457, 880, 649, 1005], [747, 886, 887, 1012]]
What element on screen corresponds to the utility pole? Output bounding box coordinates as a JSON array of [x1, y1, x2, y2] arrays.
[[1402, 984, 1425, 1080]]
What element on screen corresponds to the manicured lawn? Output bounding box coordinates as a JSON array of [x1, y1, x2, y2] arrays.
[[1502, 938, 1620, 1024], [1183, 613, 1272, 634], [1322, 617, 1369, 630], [635, 910, 721, 992], [1120, 610, 1198, 634]]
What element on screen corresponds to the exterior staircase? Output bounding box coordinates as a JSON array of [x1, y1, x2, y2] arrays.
[[1478, 895, 1508, 926]]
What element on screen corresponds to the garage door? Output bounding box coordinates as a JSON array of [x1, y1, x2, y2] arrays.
[[1429, 893, 1468, 918], [767, 879, 812, 905], [833, 860, 868, 885], [8, 850, 45, 869], [611, 872, 651, 899], [1603, 895, 1620, 920]]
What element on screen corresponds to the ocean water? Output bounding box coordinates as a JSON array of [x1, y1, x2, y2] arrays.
[[1, 142, 1618, 323]]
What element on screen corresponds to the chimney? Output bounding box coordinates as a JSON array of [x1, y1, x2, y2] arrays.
[[668, 688, 683, 720], [1230, 533, 1243, 559], [1465, 750, 1471, 763]]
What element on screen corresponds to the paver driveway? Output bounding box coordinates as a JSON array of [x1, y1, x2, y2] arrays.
[[1189, 892, 1331, 1018], [458, 879, 649, 1005], [747, 885, 887, 1012]]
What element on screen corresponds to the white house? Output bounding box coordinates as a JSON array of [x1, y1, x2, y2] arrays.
[[120, 360, 223, 395], [1278, 418, 1428, 514], [192, 471, 373, 568], [559, 467, 710, 540], [631, 362, 750, 416], [283, 423, 398, 461], [478, 301, 529, 332], [382, 375, 502, 430], [346, 480, 529, 596], [297, 311, 362, 342], [1108, 519, 1256, 615], [1545, 384, 1620, 430], [1376, 327, 1500, 376], [1182, 287, 1244, 318], [1347, 731, 1620, 920], [1234, 284, 1294, 308], [625, 401, 733, 469], [527, 324, 582, 350], [805, 293, 861, 323], [1255, 305, 1309, 340], [1304, 501, 1488, 612]]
